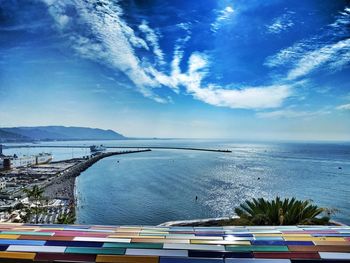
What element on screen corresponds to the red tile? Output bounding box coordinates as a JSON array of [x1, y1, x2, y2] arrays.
[[34, 252, 96, 262], [253, 252, 320, 259]]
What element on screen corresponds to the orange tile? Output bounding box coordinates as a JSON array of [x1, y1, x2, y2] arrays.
[[0, 251, 36, 260], [0, 234, 20, 239], [289, 245, 350, 252]]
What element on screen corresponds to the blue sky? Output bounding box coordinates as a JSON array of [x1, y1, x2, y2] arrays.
[[0, 0, 349, 140]]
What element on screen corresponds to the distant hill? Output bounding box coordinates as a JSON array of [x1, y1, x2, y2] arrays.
[[0, 129, 32, 143], [0, 126, 126, 142]]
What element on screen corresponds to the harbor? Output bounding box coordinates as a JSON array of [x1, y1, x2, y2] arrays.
[[0, 146, 151, 223]]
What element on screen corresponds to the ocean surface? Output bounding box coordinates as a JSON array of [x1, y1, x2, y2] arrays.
[[3, 140, 350, 225]]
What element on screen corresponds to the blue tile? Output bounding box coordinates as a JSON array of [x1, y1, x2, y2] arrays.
[[160, 257, 223, 263], [45, 241, 104, 247], [312, 233, 350, 237], [251, 240, 286, 246], [231, 234, 254, 237], [0, 245, 8, 251], [252, 240, 314, 246], [0, 239, 46, 246], [188, 250, 253, 258], [285, 241, 314, 246]]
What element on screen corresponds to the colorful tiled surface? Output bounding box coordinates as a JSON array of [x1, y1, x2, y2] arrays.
[[0, 224, 349, 262]]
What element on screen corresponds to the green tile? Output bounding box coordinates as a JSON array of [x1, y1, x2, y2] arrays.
[[65, 247, 125, 255], [225, 245, 289, 252], [103, 242, 163, 249], [1, 231, 54, 236]]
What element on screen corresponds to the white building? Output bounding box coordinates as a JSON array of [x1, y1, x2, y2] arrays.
[[0, 180, 6, 190]]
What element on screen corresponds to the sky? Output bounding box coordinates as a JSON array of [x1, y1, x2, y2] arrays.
[[0, 0, 349, 141]]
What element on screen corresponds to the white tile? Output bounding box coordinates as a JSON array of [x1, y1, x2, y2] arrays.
[[7, 245, 66, 253], [126, 248, 187, 257], [163, 243, 225, 251], [319, 252, 350, 260], [73, 237, 130, 243]]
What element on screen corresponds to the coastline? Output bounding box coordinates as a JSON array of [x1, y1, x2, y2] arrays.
[[41, 149, 152, 221]]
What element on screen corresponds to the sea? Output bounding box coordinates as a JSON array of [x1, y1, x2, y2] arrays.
[[3, 139, 350, 225]]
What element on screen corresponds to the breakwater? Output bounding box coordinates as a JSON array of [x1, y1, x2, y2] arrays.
[[23, 149, 151, 202], [59, 149, 152, 179], [4, 145, 231, 153]]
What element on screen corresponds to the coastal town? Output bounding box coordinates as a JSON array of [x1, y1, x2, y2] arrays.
[[0, 144, 151, 224]]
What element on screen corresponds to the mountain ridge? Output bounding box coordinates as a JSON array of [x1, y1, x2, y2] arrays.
[[0, 126, 126, 142]]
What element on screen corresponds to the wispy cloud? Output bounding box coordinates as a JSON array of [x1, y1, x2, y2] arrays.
[[336, 103, 350, 110], [257, 108, 331, 119], [266, 12, 294, 34], [211, 6, 234, 32], [139, 20, 165, 65], [40, 0, 308, 110], [265, 7, 350, 80]]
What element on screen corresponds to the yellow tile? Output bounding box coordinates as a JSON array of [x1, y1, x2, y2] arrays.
[[282, 234, 312, 238], [0, 252, 36, 260], [96, 255, 158, 263], [190, 239, 250, 245], [0, 234, 20, 239]]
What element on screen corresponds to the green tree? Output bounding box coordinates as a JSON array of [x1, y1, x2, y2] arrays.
[[235, 197, 330, 225], [56, 211, 76, 224], [23, 185, 45, 224]]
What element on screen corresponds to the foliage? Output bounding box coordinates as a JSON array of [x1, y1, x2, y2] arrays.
[[23, 185, 46, 224], [56, 211, 76, 224], [234, 197, 330, 225]]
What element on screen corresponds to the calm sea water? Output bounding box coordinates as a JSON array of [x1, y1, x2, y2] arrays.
[[4, 140, 350, 225]]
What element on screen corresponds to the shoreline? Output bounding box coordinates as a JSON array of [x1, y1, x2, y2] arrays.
[[41, 149, 152, 219]]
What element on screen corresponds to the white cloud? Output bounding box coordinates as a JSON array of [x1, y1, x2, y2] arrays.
[[336, 103, 350, 110], [42, 0, 292, 109], [286, 38, 350, 80], [211, 6, 234, 32], [266, 12, 294, 34], [257, 109, 331, 119], [139, 20, 165, 65], [265, 7, 350, 80]]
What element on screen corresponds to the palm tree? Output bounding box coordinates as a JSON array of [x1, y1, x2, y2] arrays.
[[23, 185, 45, 224], [234, 197, 330, 225]]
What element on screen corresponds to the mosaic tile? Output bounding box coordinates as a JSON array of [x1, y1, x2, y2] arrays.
[[225, 245, 289, 252], [188, 250, 253, 258], [34, 252, 96, 262], [0, 223, 349, 262], [96, 255, 158, 263], [319, 252, 350, 260], [225, 259, 291, 263], [103, 242, 163, 249], [125, 248, 188, 257], [160, 257, 223, 263], [7, 245, 66, 253], [163, 243, 225, 251], [65, 247, 125, 255]]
